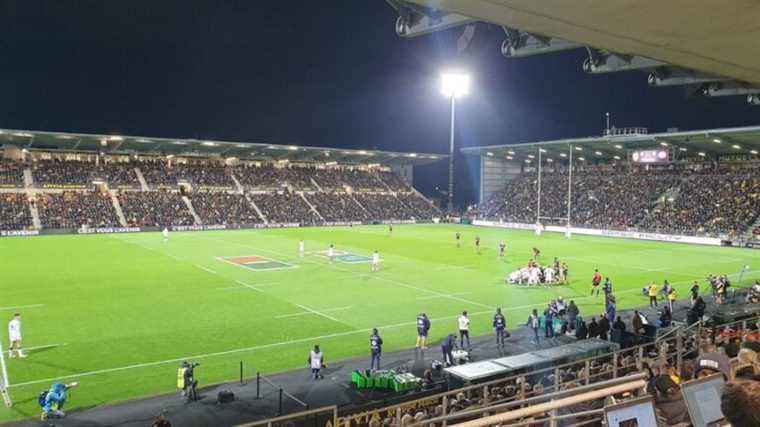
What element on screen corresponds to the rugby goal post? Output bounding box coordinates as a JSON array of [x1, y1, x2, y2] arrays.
[[0, 341, 11, 407]]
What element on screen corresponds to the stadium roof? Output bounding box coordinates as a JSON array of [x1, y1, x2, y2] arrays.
[[0, 128, 444, 166], [461, 125, 760, 162], [397, 0, 760, 85]]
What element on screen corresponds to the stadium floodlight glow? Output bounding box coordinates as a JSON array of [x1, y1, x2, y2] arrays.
[[108, 136, 124, 141], [559, 153, 567, 158], [732, 144, 742, 149], [713, 138, 722, 143], [679, 147, 688, 152], [57, 135, 74, 140], [578, 156, 586, 161], [13, 132, 33, 137], [659, 142, 668, 147], [698, 152, 706, 157], [358, 150, 367, 155], [613, 155, 621, 160], [506, 155, 514, 160], [524, 159, 531, 163], [751, 150, 758, 155], [486, 151, 494, 157], [546, 158, 553, 163], [594, 151, 603, 156], [288, 146, 298, 151], [201, 141, 216, 146], [407, 153, 417, 157], [507, 150, 515, 155], [614, 144, 623, 149], [539, 148, 547, 153], [440, 72, 470, 98], [575, 146, 583, 151], [527, 154, 535, 159]]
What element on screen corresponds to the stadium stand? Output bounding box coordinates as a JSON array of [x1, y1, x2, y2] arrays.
[[354, 193, 420, 220], [249, 192, 320, 224], [175, 163, 234, 189], [118, 190, 196, 227], [189, 192, 262, 225], [304, 192, 370, 222], [476, 164, 760, 237], [36, 191, 120, 229], [94, 162, 139, 188], [0, 193, 33, 229], [32, 159, 96, 188], [0, 159, 25, 188]]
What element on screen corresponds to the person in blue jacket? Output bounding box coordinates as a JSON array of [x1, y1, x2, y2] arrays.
[[441, 333, 456, 367], [40, 382, 78, 419]]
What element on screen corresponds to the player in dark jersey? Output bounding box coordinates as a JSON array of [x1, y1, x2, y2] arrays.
[[388, 224, 393, 236], [493, 308, 508, 347], [369, 328, 383, 371], [415, 313, 431, 350], [498, 241, 506, 258], [455, 232, 461, 248], [475, 236, 481, 254], [532, 247, 541, 259]]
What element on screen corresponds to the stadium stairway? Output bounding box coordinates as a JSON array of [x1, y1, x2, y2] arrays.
[[245, 193, 268, 223], [299, 192, 325, 221], [181, 195, 203, 225], [349, 192, 370, 216], [230, 172, 245, 194], [25, 190, 42, 229], [22, 168, 34, 189], [309, 177, 324, 192], [109, 190, 129, 227], [134, 167, 150, 191]]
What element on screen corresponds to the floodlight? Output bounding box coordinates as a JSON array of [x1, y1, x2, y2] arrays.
[[441, 73, 470, 98]]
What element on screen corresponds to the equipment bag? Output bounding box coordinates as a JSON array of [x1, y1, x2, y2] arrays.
[[217, 390, 235, 404]]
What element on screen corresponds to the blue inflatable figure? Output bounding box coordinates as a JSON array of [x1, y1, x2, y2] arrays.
[[39, 382, 78, 420]]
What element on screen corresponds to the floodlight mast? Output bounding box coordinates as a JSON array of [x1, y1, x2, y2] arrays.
[[441, 73, 469, 212]]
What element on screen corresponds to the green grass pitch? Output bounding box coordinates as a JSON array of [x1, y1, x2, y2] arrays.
[[1, 224, 757, 421]]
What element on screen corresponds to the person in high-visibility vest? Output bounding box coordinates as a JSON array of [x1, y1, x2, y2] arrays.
[[667, 287, 678, 312], [648, 283, 659, 308]]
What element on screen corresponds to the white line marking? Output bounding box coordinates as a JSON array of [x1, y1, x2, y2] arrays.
[[275, 306, 353, 319], [416, 292, 471, 301], [195, 264, 217, 275], [294, 303, 340, 322], [0, 304, 45, 312], [216, 256, 298, 272], [235, 280, 264, 292]]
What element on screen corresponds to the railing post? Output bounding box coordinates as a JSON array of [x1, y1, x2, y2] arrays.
[[240, 361, 244, 385], [584, 360, 590, 385], [278, 388, 283, 415], [549, 407, 559, 427], [676, 329, 683, 375], [395, 408, 402, 426], [612, 352, 618, 379], [442, 395, 448, 427], [256, 372, 261, 399], [637, 346, 644, 370], [483, 385, 489, 405], [554, 367, 560, 392]]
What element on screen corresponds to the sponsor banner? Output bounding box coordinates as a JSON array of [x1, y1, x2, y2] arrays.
[[1, 229, 40, 237], [171, 224, 228, 232], [77, 227, 141, 234], [323, 221, 362, 227], [472, 220, 722, 246], [380, 219, 417, 225]]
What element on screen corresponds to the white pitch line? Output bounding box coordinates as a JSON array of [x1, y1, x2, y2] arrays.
[[0, 304, 45, 312], [416, 292, 471, 301], [235, 280, 264, 292], [294, 303, 340, 322], [275, 306, 353, 319], [195, 264, 218, 275]]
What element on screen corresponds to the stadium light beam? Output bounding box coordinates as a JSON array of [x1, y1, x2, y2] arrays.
[[440, 72, 470, 212]]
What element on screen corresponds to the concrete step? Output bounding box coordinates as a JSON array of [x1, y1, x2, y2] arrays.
[[27, 190, 42, 229], [109, 191, 128, 227], [299, 192, 324, 221], [230, 173, 245, 194], [245, 193, 268, 223], [134, 168, 150, 191], [23, 168, 34, 188], [181, 195, 202, 225]]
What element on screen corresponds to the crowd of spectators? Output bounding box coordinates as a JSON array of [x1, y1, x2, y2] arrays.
[[94, 162, 139, 188], [0, 160, 25, 188], [377, 170, 411, 192], [189, 192, 262, 225], [118, 191, 196, 227], [304, 192, 370, 222], [355, 193, 420, 220], [477, 164, 760, 236], [250, 192, 320, 224], [37, 191, 120, 229], [138, 160, 180, 188], [175, 163, 234, 188], [396, 193, 441, 218], [33, 159, 96, 188], [0, 193, 33, 229]]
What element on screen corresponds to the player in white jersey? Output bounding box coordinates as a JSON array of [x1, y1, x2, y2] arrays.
[[162, 227, 169, 242], [371, 250, 380, 272], [8, 313, 25, 358], [298, 240, 305, 257], [327, 244, 335, 264]]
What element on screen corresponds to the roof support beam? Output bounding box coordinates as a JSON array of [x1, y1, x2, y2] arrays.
[[387, 0, 474, 38], [583, 50, 665, 74], [702, 81, 760, 97], [501, 28, 582, 58], [647, 67, 729, 87]]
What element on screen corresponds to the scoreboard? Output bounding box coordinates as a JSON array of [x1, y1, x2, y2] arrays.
[[631, 149, 670, 164]]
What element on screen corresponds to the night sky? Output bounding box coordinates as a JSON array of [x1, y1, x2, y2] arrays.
[[1, 1, 758, 206]]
